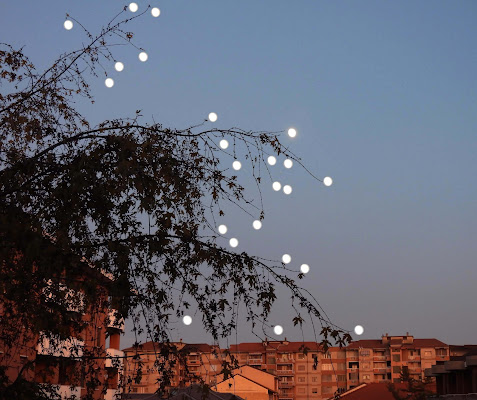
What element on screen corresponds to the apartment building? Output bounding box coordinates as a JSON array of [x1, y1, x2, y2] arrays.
[[345, 333, 449, 390], [0, 267, 125, 400], [123, 333, 448, 400]]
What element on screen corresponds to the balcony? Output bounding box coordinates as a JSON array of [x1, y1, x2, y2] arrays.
[[105, 348, 124, 369], [107, 309, 125, 332], [408, 356, 421, 361], [37, 333, 84, 357], [373, 356, 387, 361], [279, 380, 294, 387], [187, 359, 200, 365], [347, 356, 359, 361], [276, 358, 294, 364], [248, 358, 263, 364], [276, 370, 294, 376], [373, 368, 387, 373], [105, 388, 122, 400]]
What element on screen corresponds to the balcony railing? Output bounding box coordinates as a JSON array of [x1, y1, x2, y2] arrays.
[[276, 370, 294, 375], [107, 309, 125, 332], [106, 348, 124, 369], [373, 368, 387, 373], [408, 356, 421, 361], [373, 356, 387, 361], [278, 382, 294, 387], [347, 356, 359, 361], [37, 333, 84, 357]]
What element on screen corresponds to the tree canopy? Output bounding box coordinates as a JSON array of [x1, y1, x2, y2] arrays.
[[0, 7, 351, 399]]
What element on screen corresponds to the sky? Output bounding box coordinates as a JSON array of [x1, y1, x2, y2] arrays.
[[1, 1, 476, 348]]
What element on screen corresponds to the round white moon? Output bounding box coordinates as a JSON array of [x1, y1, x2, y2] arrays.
[[232, 161, 241, 171], [208, 112, 218, 122], [267, 156, 277, 166], [282, 254, 291, 264], [219, 139, 229, 149], [218, 225, 227, 235], [287, 128, 297, 138], [183, 315, 192, 325], [151, 7, 161, 17], [64, 20, 73, 30], [274, 325, 284, 335], [283, 185, 292, 195], [114, 62, 124, 72], [272, 182, 281, 191], [354, 325, 364, 335], [138, 52, 148, 62], [284, 159, 293, 169], [129, 3, 138, 12], [323, 176, 333, 187], [105, 78, 114, 88], [229, 238, 239, 248], [300, 264, 310, 274], [253, 220, 262, 230]]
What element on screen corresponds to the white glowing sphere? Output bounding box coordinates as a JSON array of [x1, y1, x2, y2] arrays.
[[183, 315, 192, 325], [218, 225, 227, 235], [267, 156, 276, 166], [253, 220, 262, 230], [64, 20, 73, 30], [274, 325, 284, 335], [288, 128, 297, 138], [232, 161, 241, 171], [105, 78, 114, 88], [300, 264, 310, 274], [115, 62, 124, 72], [354, 325, 364, 335], [208, 112, 218, 122], [283, 185, 292, 195], [284, 159, 293, 169], [282, 254, 291, 264], [272, 182, 281, 191], [139, 52, 148, 62], [151, 7, 161, 17], [129, 2, 138, 12], [219, 139, 229, 149], [323, 177, 333, 187], [229, 238, 239, 248]]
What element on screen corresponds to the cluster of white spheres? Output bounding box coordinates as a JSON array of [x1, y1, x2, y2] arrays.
[[267, 156, 276, 166], [252, 220, 262, 230], [138, 52, 148, 62], [232, 161, 242, 171], [272, 182, 281, 191], [114, 62, 124, 72], [151, 7, 161, 17], [229, 238, 239, 248], [208, 112, 218, 122], [219, 139, 229, 149], [354, 325, 364, 335], [323, 176, 333, 187], [300, 264, 310, 274], [105, 78, 114, 88], [283, 185, 292, 195], [274, 325, 284, 335], [183, 315, 192, 325], [218, 225, 227, 235], [129, 2, 138, 12], [282, 254, 291, 264], [284, 159, 293, 169], [288, 128, 297, 138], [64, 20, 73, 30]]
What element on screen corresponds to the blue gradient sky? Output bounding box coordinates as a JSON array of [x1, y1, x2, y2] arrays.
[[2, 1, 476, 347]]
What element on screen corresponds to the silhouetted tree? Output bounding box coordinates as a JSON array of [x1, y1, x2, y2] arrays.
[[0, 6, 351, 399], [387, 367, 435, 400]]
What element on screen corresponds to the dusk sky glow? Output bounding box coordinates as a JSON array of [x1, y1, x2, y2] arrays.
[[2, 1, 476, 348]]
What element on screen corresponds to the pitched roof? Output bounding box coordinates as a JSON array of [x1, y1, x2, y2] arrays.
[[346, 340, 384, 349], [230, 341, 321, 353], [122, 342, 215, 353], [334, 383, 407, 400], [170, 385, 244, 400], [346, 338, 448, 350]]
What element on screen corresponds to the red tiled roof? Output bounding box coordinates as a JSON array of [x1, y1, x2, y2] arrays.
[[412, 339, 447, 348], [230, 341, 322, 353], [122, 342, 214, 353], [346, 340, 384, 349]]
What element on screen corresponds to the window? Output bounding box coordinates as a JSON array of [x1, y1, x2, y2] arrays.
[[393, 366, 401, 373], [393, 349, 400, 352], [298, 388, 305, 394], [360, 350, 370, 357], [362, 374, 370, 380], [312, 376, 318, 382], [424, 351, 432, 356], [298, 354, 305, 360], [322, 375, 331, 382], [268, 357, 276, 364], [392, 355, 401, 362], [298, 365, 305, 371], [323, 352, 331, 359], [322, 364, 333, 370], [298, 377, 305, 383], [321, 387, 331, 394], [312, 388, 318, 394], [338, 375, 346, 382]]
